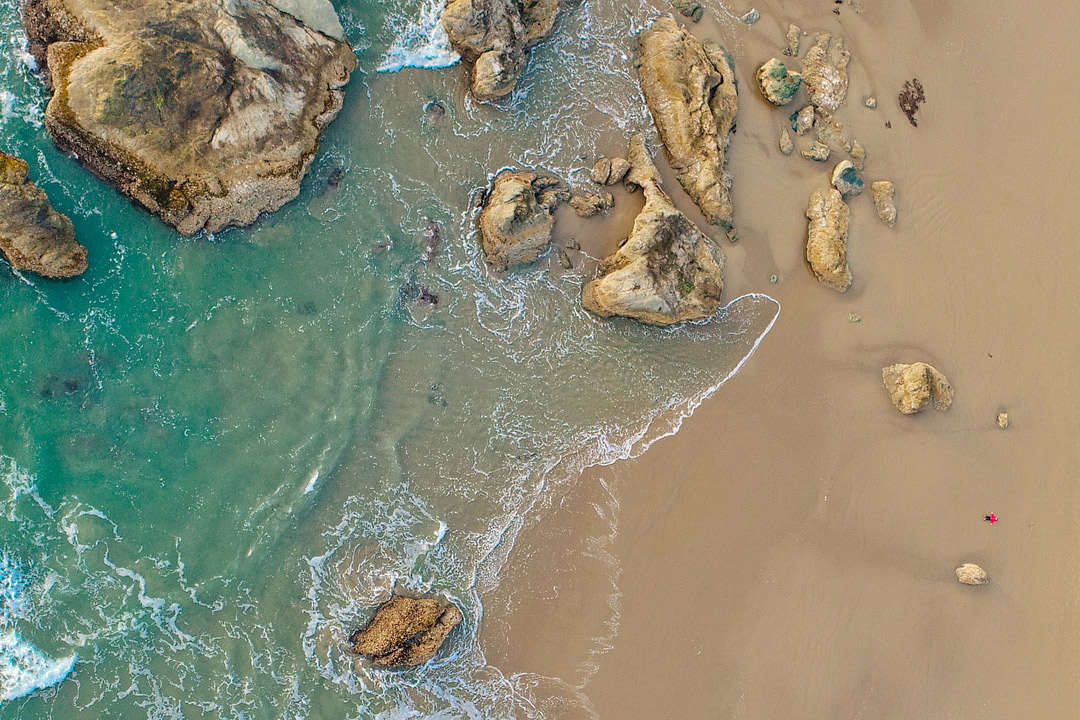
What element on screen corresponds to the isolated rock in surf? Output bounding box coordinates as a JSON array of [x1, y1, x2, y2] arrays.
[[802, 32, 850, 110], [441, 0, 570, 101], [591, 156, 631, 186], [755, 58, 801, 106], [638, 17, 738, 228], [349, 594, 463, 667], [881, 362, 954, 415], [0, 151, 87, 278], [805, 188, 851, 292], [22, 0, 356, 236], [581, 135, 725, 325], [479, 170, 558, 270], [955, 563, 989, 585]]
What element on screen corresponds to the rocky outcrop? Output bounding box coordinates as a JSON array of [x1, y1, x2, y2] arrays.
[[802, 32, 849, 111], [479, 170, 558, 270], [590, 157, 631, 186], [569, 191, 614, 217], [831, 160, 863, 197], [881, 362, 954, 414], [441, 0, 570, 101], [805, 188, 851, 291], [638, 17, 738, 229], [871, 180, 896, 226], [21, 0, 355, 236], [755, 58, 801, 106], [0, 151, 87, 278], [581, 135, 725, 325], [955, 563, 989, 586], [349, 594, 463, 668]]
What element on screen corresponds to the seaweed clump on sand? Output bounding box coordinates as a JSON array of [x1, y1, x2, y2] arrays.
[[898, 78, 926, 127]]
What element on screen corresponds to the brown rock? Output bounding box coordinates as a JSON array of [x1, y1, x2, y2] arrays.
[[0, 150, 86, 278], [871, 180, 897, 226], [479, 170, 556, 270], [805, 188, 851, 291], [590, 156, 631, 186], [569, 191, 614, 217], [349, 594, 463, 667], [802, 32, 850, 111], [955, 563, 989, 585], [637, 17, 738, 228], [22, 0, 356, 235], [881, 362, 954, 415]]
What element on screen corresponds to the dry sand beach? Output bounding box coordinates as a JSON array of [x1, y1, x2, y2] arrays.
[[485, 0, 1080, 717]]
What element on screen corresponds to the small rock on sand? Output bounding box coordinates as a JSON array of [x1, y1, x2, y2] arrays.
[[741, 8, 760, 25], [801, 141, 831, 162], [779, 127, 795, 155], [805, 188, 851, 292], [850, 139, 867, 170], [871, 180, 897, 226], [831, 160, 864, 197], [881, 362, 954, 414], [864, 95, 877, 109], [997, 412, 1009, 429], [755, 59, 802, 106], [783, 24, 801, 57], [791, 105, 816, 135], [955, 563, 989, 586], [350, 594, 463, 667]]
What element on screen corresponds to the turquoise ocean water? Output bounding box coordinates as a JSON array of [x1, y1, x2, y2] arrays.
[[0, 1, 777, 717]]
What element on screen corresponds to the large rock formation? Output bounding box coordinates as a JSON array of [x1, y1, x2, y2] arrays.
[[349, 594, 463, 668], [581, 135, 725, 325], [479, 170, 559, 270], [882, 362, 954, 415], [441, 0, 569, 101], [802, 32, 849, 111], [22, 0, 356, 235], [637, 17, 738, 229], [0, 151, 87, 278], [805, 188, 851, 291]]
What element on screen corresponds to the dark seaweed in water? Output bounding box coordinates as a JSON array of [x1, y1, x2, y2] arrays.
[[899, 78, 926, 127]]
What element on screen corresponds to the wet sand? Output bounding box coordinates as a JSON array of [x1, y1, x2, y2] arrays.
[[484, 0, 1080, 716]]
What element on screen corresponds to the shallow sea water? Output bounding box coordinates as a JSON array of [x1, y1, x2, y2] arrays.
[[0, 1, 776, 717]]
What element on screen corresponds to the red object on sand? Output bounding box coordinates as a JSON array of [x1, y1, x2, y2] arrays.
[[986, 513, 998, 524]]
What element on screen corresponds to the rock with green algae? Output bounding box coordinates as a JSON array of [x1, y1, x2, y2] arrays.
[[881, 362, 954, 414], [805, 187, 851, 292], [22, 0, 357, 235], [0, 150, 86, 278], [831, 160, 864, 197], [581, 135, 726, 326], [349, 594, 463, 668], [790, 104, 816, 135], [755, 58, 802, 106]]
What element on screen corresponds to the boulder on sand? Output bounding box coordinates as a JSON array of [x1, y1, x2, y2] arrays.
[[0, 150, 87, 278], [22, 0, 356, 235], [802, 31, 850, 110], [881, 362, 954, 415], [805, 188, 851, 291], [637, 17, 738, 228], [581, 135, 725, 325], [349, 594, 463, 667], [831, 160, 864, 197], [955, 563, 989, 586], [479, 170, 559, 270], [871, 180, 897, 226]]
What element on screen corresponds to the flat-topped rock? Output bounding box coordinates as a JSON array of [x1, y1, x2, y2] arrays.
[[805, 187, 851, 291], [0, 150, 86, 278], [479, 170, 558, 270], [638, 17, 738, 229], [349, 594, 463, 668], [882, 362, 954, 414], [581, 135, 725, 325], [22, 0, 356, 236]]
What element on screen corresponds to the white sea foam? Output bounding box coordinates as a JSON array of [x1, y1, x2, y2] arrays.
[[376, 0, 460, 73], [0, 632, 76, 702]]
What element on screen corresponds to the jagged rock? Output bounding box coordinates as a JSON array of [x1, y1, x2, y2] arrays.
[[802, 32, 850, 110], [581, 135, 725, 325], [801, 141, 830, 162], [349, 594, 463, 667], [779, 127, 794, 155], [850, 139, 867, 170], [22, 0, 356, 235], [755, 58, 801, 106], [638, 17, 738, 229], [783, 24, 801, 56], [831, 160, 864, 197], [864, 95, 877, 109], [955, 563, 989, 586], [480, 170, 557, 270], [871, 180, 896, 226], [569, 191, 614, 218], [997, 412, 1009, 429], [442, 0, 570, 101], [881, 362, 954, 414], [590, 157, 630, 186], [0, 150, 87, 278], [805, 188, 851, 291], [791, 104, 815, 135]]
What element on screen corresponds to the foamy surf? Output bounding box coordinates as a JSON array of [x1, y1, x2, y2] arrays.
[[0, 632, 75, 702], [376, 0, 460, 72]]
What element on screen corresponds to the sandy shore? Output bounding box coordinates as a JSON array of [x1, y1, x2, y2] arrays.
[[483, 0, 1080, 716]]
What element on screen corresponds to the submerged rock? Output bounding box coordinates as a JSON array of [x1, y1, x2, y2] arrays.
[[881, 362, 954, 414], [831, 160, 864, 197], [871, 180, 897, 226], [0, 150, 87, 278], [801, 141, 830, 162], [673, 0, 704, 22], [779, 127, 795, 155], [581, 135, 725, 325], [638, 17, 738, 229], [479, 171, 557, 270], [805, 188, 851, 292], [442, 0, 570, 101], [22, 0, 357, 235], [590, 156, 631, 186], [349, 594, 463, 667], [791, 104, 816, 135], [569, 191, 614, 218], [802, 32, 850, 110], [955, 563, 989, 586], [755, 58, 802, 106], [783, 23, 801, 57]]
